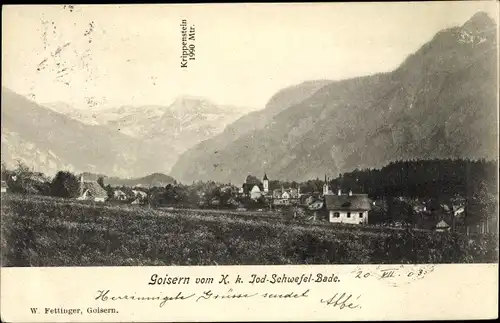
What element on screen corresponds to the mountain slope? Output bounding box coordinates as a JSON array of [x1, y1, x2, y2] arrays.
[[1, 87, 171, 177], [170, 12, 498, 183], [143, 97, 250, 155], [170, 80, 333, 181]]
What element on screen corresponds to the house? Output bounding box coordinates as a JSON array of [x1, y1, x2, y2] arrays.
[[272, 186, 300, 206], [113, 189, 128, 201], [250, 185, 262, 200], [130, 190, 148, 204], [272, 187, 299, 199], [272, 188, 282, 198], [132, 190, 147, 199], [269, 180, 301, 207], [307, 199, 324, 211], [324, 190, 372, 224], [1, 180, 8, 193], [435, 220, 451, 232], [77, 175, 108, 202]]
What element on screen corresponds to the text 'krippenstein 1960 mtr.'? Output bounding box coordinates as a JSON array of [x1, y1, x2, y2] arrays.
[[180, 19, 195, 68]]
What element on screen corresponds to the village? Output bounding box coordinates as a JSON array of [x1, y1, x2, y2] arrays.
[[1, 163, 492, 235]]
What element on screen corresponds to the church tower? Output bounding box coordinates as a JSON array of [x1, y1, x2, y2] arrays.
[[80, 174, 84, 196], [263, 173, 269, 194], [323, 174, 329, 196]]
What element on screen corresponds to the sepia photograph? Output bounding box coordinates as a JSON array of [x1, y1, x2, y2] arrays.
[[1, 2, 498, 271]]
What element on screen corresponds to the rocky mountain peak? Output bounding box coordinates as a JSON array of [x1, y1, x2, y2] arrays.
[[462, 11, 496, 32]]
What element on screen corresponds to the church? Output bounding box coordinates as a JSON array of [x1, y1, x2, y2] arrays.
[[240, 173, 300, 204], [239, 173, 270, 199]]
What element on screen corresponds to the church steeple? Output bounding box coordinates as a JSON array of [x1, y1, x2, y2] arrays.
[[263, 173, 269, 194], [323, 174, 329, 196], [80, 174, 84, 196]]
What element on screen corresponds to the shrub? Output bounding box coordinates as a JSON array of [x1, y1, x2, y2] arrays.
[[50, 171, 80, 198]]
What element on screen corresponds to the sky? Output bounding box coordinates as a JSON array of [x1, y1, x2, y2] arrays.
[[2, 2, 498, 111]]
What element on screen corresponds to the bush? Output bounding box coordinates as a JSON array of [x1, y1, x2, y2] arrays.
[[50, 171, 80, 198]]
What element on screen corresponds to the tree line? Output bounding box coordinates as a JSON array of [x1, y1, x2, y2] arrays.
[[326, 158, 496, 199]]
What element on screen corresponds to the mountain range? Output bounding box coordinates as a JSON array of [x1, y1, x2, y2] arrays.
[[1, 90, 250, 177], [104, 173, 176, 188], [44, 97, 248, 154], [1, 12, 497, 184], [170, 12, 498, 183], [79, 172, 176, 188]]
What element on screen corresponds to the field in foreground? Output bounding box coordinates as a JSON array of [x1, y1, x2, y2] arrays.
[[1, 194, 497, 266]]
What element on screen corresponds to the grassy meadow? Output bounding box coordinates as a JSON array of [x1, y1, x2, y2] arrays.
[[1, 194, 497, 266]]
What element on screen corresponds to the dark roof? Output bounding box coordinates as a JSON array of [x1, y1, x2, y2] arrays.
[[263, 173, 268, 180], [324, 194, 371, 211], [82, 181, 108, 199]]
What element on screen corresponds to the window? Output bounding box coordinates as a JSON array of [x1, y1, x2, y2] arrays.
[[359, 212, 363, 218], [334, 212, 340, 218], [347, 212, 351, 218]]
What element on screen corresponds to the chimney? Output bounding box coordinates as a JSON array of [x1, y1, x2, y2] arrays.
[[337, 189, 341, 196], [349, 190, 353, 196], [80, 174, 84, 196]]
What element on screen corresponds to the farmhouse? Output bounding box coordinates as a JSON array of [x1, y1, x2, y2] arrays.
[[324, 190, 372, 224], [77, 175, 108, 202]]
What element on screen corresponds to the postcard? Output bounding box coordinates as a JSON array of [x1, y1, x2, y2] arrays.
[[1, 2, 498, 322]]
